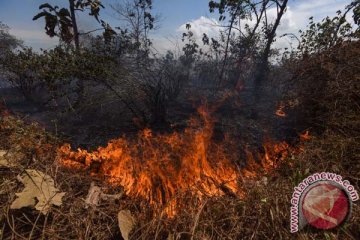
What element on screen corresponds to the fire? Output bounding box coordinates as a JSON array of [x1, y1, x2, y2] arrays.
[[275, 102, 286, 117], [300, 130, 311, 141], [57, 105, 300, 213]]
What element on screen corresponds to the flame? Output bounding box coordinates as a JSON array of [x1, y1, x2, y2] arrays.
[[275, 102, 286, 117], [57, 106, 300, 213], [300, 130, 311, 141]]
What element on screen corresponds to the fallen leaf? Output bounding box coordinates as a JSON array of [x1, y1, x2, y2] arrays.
[[10, 169, 66, 214], [0, 150, 15, 167], [118, 210, 135, 240], [0, 150, 25, 168], [101, 191, 123, 201], [85, 182, 123, 208], [85, 182, 102, 208]]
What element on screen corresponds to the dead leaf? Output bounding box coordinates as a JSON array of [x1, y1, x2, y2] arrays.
[[0, 150, 25, 168], [101, 191, 123, 201], [0, 150, 15, 167], [0, 150, 8, 165], [10, 169, 66, 214], [85, 182, 123, 208], [118, 210, 135, 240], [85, 182, 102, 208]]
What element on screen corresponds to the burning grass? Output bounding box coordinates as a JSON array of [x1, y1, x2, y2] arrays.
[[56, 105, 297, 215], [0, 107, 359, 239]]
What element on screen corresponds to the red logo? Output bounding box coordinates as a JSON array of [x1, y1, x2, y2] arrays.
[[301, 183, 350, 229]]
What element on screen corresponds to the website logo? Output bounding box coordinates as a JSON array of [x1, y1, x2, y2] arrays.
[[290, 172, 359, 233]]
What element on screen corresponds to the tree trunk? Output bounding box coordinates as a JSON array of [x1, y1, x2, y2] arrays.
[[69, 0, 83, 107], [69, 0, 80, 50], [254, 0, 288, 95]]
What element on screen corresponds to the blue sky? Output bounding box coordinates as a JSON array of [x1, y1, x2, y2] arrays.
[[0, 0, 353, 52]]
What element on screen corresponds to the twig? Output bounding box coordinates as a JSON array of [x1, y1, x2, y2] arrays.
[[190, 199, 208, 240]]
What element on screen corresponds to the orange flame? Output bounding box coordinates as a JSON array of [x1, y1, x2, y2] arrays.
[[57, 106, 300, 213], [275, 102, 286, 117], [300, 130, 311, 141]]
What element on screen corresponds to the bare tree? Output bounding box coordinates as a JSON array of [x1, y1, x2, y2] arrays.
[[111, 0, 158, 59]]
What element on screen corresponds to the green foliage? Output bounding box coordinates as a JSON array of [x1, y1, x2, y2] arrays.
[[207, 0, 290, 89], [299, 14, 353, 54], [299, 1, 360, 55], [350, 0, 360, 25], [180, 27, 199, 66], [209, 0, 262, 22], [1, 45, 118, 105], [1, 48, 42, 99], [75, 0, 104, 22], [33, 0, 115, 46], [33, 3, 74, 43], [0, 22, 22, 56]]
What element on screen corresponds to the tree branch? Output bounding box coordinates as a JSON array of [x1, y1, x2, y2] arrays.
[[79, 28, 105, 35]]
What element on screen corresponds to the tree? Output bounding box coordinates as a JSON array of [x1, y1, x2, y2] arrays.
[[32, 1, 117, 108], [209, 0, 258, 86], [110, 0, 157, 59], [33, 0, 115, 49], [1, 48, 42, 100], [136, 53, 188, 126], [351, 0, 360, 27], [299, 1, 360, 55], [0, 22, 22, 56], [180, 24, 199, 68], [254, 0, 288, 91], [0, 22, 23, 94], [209, 0, 289, 91]]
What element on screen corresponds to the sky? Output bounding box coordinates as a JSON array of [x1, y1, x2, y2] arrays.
[[0, 0, 353, 53]]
